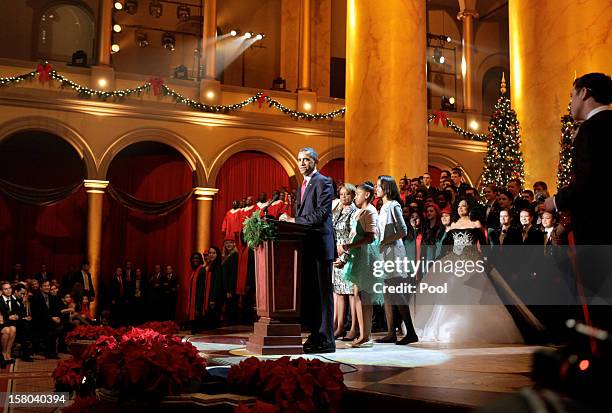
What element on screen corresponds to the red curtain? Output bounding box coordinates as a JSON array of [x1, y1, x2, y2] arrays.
[[211, 151, 290, 250], [320, 158, 344, 183], [101, 144, 195, 320], [0, 131, 86, 278], [0, 189, 87, 278], [428, 165, 442, 187]]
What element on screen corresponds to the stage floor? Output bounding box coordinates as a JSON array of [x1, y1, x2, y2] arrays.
[[186, 326, 546, 411]]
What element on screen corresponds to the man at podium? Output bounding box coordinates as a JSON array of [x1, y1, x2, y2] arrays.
[[281, 147, 336, 353]]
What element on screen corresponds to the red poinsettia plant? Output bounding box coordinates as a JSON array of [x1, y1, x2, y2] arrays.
[[93, 328, 207, 400], [54, 327, 207, 402], [136, 320, 180, 336], [65, 325, 118, 344], [228, 357, 345, 413]]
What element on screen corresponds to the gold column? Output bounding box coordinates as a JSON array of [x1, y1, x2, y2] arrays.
[[97, 0, 113, 66], [345, 0, 428, 183], [297, 0, 312, 90], [458, 3, 478, 112], [84, 180, 109, 316], [509, 0, 612, 192], [194, 187, 219, 254], [202, 0, 217, 79]]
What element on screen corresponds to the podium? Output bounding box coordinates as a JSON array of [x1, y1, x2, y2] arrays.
[[246, 220, 310, 355]]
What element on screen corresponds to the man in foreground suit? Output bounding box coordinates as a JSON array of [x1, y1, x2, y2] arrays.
[[281, 147, 336, 353], [545, 72, 612, 330]]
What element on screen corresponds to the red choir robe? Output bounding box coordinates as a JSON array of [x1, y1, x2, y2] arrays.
[[222, 208, 242, 243]]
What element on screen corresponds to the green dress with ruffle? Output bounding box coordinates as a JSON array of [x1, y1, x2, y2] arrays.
[[343, 216, 384, 305]]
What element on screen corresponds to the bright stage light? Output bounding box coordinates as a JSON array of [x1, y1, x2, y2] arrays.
[[111, 44, 120, 53], [244, 32, 253, 39], [230, 29, 238, 37], [255, 33, 264, 41], [114, 1, 123, 11], [113, 24, 122, 33]]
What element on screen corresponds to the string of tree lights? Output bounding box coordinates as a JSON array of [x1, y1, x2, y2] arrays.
[[481, 73, 526, 188], [427, 113, 488, 141], [557, 102, 576, 189]]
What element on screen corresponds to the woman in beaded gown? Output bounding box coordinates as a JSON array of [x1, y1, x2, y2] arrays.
[[413, 198, 539, 344], [332, 183, 358, 340]]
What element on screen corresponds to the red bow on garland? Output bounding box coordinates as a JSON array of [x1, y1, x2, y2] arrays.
[[37, 63, 52, 83], [257, 93, 268, 109], [149, 76, 165, 96], [432, 111, 449, 127]]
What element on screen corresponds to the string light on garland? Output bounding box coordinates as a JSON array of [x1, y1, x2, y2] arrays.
[[0, 71, 37, 86], [557, 102, 576, 189], [481, 72, 525, 189], [427, 112, 488, 141]]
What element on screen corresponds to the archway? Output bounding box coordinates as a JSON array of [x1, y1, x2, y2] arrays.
[[0, 131, 87, 279], [482, 66, 508, 115], [211, 151, 291, 249], [101, 141, 196, 321]]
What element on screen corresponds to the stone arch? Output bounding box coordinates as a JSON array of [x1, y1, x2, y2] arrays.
[[318, 145, 344, 170], [99, 128, 206, 185], [0, 116, 97, 179], [475, 53, 510, 113], [207, 138, 298, 185], [428, 152, 474, 186]]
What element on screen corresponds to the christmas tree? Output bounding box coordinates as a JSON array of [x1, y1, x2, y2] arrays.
[[481, 73, 525, 189], [557, 103, 575, 189]]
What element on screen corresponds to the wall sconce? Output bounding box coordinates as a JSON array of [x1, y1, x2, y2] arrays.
[[136, 30, 149, 47], [125, 0, 138, 14], [177, 4, 190, 21], [162, 32, 175, 51]]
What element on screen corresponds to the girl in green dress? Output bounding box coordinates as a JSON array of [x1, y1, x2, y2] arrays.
[[335, 182, 382, 348]]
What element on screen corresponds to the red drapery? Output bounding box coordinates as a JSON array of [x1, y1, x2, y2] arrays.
[[0, 131, 86, 278], [211, 151, 290, 250], [0, 189, 87, 278], [101, 144, 195, 320], [320, 158, 344, 184], [428, 165, 442, 187]]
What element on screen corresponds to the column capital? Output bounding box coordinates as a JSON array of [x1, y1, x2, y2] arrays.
[[84, 180, 109, 193], [457, 9, 479, 20], [194, 187, 219, 201]]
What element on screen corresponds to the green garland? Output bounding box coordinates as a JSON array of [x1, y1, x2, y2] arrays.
[[427, 113, 488, 141], [242, 213, 277, 249], [0, 65, 345, 120]]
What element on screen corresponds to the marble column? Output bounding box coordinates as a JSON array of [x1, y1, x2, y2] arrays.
[[297, 0, 312, 91], [345, 0, 428, 183], [458, 1, 478, 112], [97, 0, 113, 66], [202, 0, 217, 79], [84, 180, 109, 317], [509, 0, 612, 192], [194, 187, 219, 254], [280, 0, 300, 92]]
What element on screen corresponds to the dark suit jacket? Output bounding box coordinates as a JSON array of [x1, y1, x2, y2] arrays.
[[520, 225, 545, 246], [488, 225, 522, 246], [31, 292, 61, 327], [109, 276, 126, 304], [556, 110, 612, 244], [72, 270, 95, 299], [484, 201, 501, 230], [0, 296, 19, 325], [295, 171, 335, 261]]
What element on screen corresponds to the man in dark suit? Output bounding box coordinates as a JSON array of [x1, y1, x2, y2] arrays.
[[34, 264, 53, 284], [0, 282, 19, 366], [12, 284, 34, 362], [483, 184, 501, 230], [72, 261, 95, 303], [31, 280, 62, 358], [281, 147, 336, 353], [450, 168, 470, 197], [545, 72, 612, 330]]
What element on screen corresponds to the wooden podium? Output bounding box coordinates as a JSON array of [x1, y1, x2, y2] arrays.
[[246, 220, 310, 355]]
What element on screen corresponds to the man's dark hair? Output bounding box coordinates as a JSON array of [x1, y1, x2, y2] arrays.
[[507, 178, 522, 188], [574, 73, 612, 105], [80, 260, 89, 268], [499, 189, 513, 200], [451, 167, 463, 176], [485, 183, 499, 193], [440, 170, 451, 178], [522, 189, 534, 197], [14, 283, 27, 293]]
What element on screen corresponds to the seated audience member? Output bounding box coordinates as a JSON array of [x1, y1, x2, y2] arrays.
[[8, 263, 26, 283], [35, 264, 53, 284], [12, 284, 33, 362], [0, 282, 18, 367], [31, 280, 62, 358]]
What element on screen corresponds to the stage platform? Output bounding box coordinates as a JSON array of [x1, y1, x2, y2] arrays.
[[186, 326, 547, 412]]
